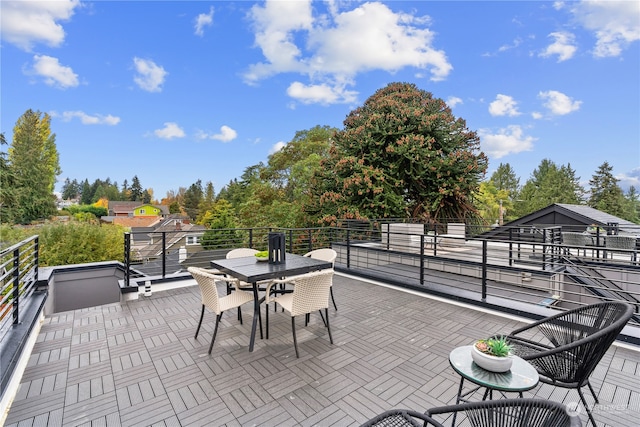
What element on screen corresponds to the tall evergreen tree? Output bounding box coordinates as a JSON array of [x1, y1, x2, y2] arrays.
[[517, 159, 584, 215], [588, 162, 626, 217], [8, 110, 61, 223], [183, 179, 204, 220], [0, 133, 17, 223], [623, 186, 640, 223], [129, 175, 143, 201]]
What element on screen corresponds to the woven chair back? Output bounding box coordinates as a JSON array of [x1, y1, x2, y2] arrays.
[[304, 248, 337, 264], [288, 269, 333, 317], [187, 267, 223, 315], [226, 248, 259, 258], [522, 302, 633, 384]]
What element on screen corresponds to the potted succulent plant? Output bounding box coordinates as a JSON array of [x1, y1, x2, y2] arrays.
[[254, 250, 269, 262], [471, 336, 513, 372]]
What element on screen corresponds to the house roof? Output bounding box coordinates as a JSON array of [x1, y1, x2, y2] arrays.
[[483, 203, 639, 238], [112, 216, 161, 228], [108, 201, 169, 215]]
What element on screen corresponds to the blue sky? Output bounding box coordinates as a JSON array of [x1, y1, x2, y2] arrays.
[[1, 0, 639, 200]]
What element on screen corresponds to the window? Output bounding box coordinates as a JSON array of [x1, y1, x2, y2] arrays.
[[186, 235, 202, 245], [139, 209, 145, 215]]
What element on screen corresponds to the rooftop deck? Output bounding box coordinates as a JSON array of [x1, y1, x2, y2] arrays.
[[4, 274, 639, 427]]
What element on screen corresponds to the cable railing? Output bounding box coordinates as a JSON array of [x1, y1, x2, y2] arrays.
[[0, 236, 40, 342], [121, 222, 639, 331]]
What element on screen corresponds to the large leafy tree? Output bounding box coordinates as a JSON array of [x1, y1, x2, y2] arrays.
[[588, 161, 626, 218], [307, 82, 488, 224], [8, 110, 61, 223], [517, 159, 584, 215]]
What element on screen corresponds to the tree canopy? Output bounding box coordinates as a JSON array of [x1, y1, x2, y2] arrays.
[[306, 82, 488, 224], [6, 110, 60, 223]]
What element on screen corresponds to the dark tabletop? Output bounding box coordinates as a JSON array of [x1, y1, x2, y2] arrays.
[[210, 253, 332, 283]]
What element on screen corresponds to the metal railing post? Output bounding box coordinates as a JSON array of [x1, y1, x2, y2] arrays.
[[124, 232, 131, 287], [481, 240, 487, 301], [508, 228, 513, 267], [420, 235, 425, 285], [249, 229, 253, 248], [34, 236, 39, 282], [346, 229, 351, 269], [12, 248, 19, 324], [162, 232, 166, 278]]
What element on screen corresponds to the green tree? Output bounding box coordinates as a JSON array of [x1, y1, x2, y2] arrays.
[[517, 160, 584, 215], [196, 181, 216, 224], [474, 181, 511, 225], [623, 186, 640, 223], [0, 133, 17, 224], [588, 162, 626, 218], [183, 179, 203, 220], [80, 179, 92, 205], [129, 175, 143, 201], [307, 82, 488, 224], [8, 110, 61, 223], [201, 199, 240, 249], [490, 163, 520, 198]]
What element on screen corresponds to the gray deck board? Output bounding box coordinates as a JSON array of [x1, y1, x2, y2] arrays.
[[4, 274, 639, 426]]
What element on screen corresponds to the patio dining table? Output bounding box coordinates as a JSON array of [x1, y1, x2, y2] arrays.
[[210, 253, 333, 351]]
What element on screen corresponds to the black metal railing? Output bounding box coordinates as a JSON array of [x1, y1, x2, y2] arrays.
[[121, 222, 639, 330], [0, 235, 39, 341]]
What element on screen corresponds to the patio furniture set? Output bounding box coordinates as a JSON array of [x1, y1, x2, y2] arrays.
[[187, 246, 634, 427]]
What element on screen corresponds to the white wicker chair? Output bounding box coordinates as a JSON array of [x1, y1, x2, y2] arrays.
[[188, 267, 255, 354], [225, 247, 259, 289], [264, 269, 334, 358], [304, 248, 338, 310]]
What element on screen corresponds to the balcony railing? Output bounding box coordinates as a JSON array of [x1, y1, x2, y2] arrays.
[[0, 236, 40, 342], [122, 222, 639, 333]]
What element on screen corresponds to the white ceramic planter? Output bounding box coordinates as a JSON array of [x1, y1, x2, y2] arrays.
[[471, 343, 513, 372]]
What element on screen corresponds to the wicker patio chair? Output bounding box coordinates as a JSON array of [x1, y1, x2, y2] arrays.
[[605, 234, 637, 262], [360, 409, 444, 427], [188, 267, 255, 354], [426, 398, 581, 427], [304, 248, 338, 310], [264, 269, 334, 358], [504, 302, 634, 426]]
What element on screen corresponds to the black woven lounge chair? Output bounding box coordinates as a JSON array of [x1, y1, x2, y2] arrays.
[[504, 302, 634, 427], [359, 409, 444, 427], [426, 398, 581, 427]]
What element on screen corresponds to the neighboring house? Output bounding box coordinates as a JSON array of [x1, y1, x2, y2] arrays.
[[132, 218, 206, 262], [483, 203, 639, 239], [108, 201, 169, 217]]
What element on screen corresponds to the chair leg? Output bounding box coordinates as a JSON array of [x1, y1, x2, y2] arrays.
[[319, 309, 327, 327], [586, 381, 599, 404], [209, 313, 222, 354], [266, 304, 269, 340], [577, 387, 597, 427], [292, 317, 299, 358], [330, 287, 337, 311], [195, 305, 205, 339], [325, 308, 333, 344]]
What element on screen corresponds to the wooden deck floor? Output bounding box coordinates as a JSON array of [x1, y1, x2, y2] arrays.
[[4, 274, 639, 427]]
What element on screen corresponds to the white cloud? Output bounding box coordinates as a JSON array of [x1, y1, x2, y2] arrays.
[[570, 0, 640, 58], [538, 90, 582, 115], [269, 141, 286, 155], [447, 96, 463, 108], [154, 122, 185, 139], [245, 0, 452, 105], [479, 125, 536, 158], [211, 125, 237, 142], [489, 94, 521, 117], [617, 168, 640, 192], [287, 81, 358, 105], [195, 6, 214, 37], [30, 55, 79, 88], [133, 57, 167, 92], [0, 0, 80, 51], [531, 111, 543, 120], [540, 31, 577, 62], [56, 111, 120, 125], [197, 125, 238, 142]]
